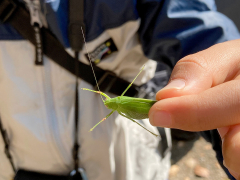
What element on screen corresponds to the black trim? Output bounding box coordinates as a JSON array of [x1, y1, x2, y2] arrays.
[[0, 0, 17, 23], [69, 0, 85, 51]]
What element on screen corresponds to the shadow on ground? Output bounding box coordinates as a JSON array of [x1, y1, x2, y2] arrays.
[[171, 129, 199, 165]]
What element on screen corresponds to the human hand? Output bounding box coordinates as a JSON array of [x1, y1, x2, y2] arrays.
[[149, 39, 240, 179]]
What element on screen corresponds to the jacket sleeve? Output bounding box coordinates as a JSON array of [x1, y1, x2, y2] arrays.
[[137, 0, 240, 68]]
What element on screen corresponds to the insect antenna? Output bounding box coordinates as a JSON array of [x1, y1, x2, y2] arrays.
[[81, 27, 104, 102], [121, 65, 145, 96], [81, 88, 110, 99]]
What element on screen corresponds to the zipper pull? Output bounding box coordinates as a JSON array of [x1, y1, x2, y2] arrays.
[[25, 0, 44, 65], [27, 0, 42, 27]]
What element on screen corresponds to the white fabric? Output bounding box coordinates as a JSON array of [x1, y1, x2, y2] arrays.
[[0, 21, 171, 180]]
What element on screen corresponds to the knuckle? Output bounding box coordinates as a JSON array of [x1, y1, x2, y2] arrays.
[[177, 53, 208, 70], [170, 54, 210, 81]]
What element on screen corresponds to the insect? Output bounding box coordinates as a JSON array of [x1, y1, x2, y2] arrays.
[[82, 66, 158, 137], [81, 27, 158, 137]]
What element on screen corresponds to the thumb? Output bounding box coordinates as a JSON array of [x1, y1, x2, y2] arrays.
[[156, 40, 240, 100]]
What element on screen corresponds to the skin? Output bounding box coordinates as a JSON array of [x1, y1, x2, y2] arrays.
[[148, 39, 240, 179]]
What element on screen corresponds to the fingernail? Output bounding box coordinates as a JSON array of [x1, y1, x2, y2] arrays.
[[163, 79, 186, 90], [149, 111, 172, 127]]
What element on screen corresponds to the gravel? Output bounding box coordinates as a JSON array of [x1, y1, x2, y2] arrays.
[[169, 136, 229, 180]]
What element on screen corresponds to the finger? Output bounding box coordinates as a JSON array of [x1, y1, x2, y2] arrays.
[[222, 124, 240, 175], [218, 126, 240, 179], [228, 168, 239, 179], [156, 39, 240, 100], [149, 79, 240, 131]]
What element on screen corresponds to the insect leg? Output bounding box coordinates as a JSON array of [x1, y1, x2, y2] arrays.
[[121, 65, 145, 96], [82, 88, 110, 99], [118, 112, 158, 137], [89, 110, 115, 132]]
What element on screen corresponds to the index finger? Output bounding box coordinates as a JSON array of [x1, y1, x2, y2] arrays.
[[149, 79, 240, 131]]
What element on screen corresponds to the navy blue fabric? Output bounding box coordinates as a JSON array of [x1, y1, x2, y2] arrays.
[[85, 0, 139, 41], [44, 0, 70, 47], [137, 0, 240, 67], [0, 23, 23, 40]]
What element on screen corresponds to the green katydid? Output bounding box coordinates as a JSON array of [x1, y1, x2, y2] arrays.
[[81, 27, 158, 137]]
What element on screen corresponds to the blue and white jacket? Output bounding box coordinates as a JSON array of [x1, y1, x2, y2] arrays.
[[0, 0, 239, 180]]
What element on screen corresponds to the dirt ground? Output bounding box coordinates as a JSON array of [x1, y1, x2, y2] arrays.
[[169, 135, 230, 180]]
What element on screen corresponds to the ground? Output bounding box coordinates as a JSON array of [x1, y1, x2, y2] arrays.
[[169, 135, 230, 180]]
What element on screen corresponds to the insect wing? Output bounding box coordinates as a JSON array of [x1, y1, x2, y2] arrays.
[[118, 106, 148, 120], [117, 97, 157, 120]]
